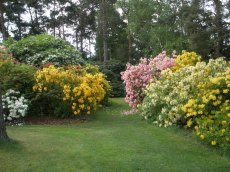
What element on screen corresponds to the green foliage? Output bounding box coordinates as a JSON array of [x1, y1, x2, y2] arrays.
[[0, 60, 36, 99], [4, 34, 85, 66], [1, 0, 230, 61], [95, 0, 129, 62], [97, 60, 126, 97], [118, 0, 189, 58], [29, 93, 71, 118], [182, 0, 212, 59]]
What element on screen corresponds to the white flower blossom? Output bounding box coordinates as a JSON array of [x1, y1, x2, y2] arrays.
[[2, 89, 28, 121]]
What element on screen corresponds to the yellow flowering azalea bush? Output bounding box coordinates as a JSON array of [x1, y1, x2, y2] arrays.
[[182, 68, 230, 149], [33, 64, 111, 117], [172, 50, 201, 71]]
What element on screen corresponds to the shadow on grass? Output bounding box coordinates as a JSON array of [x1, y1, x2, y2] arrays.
[[0, 139, 24, 153]]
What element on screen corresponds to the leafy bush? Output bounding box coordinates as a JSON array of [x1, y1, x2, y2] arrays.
[[4, 34, 85, 66], [182, 67, 230, 149], [33, 65, 111, 117], [2, 89, 28, 121], [98, 60, 126, 97], [0, 45, 13, 62], [121, 52, 175, 108], [0, 60, 36, 99]]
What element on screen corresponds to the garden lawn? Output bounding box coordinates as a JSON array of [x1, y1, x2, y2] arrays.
[[0, 98, 229, 172]]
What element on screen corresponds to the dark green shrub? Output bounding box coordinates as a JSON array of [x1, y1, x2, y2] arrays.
[[97, 60, 126, 97], [0, 60, 36, 99], [0, 60, 39, 117], [4, 34, 85, 66], [29, 93, 72, 118]]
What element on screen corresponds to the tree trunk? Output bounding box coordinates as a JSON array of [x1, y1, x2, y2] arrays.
[[35, 8, 39, 26], [80, 29, 83, 53], [213, 0, 224, 56], [17, 13, 22, 39], [128, 30, 132, 62], [0, 85, 9, 141], [102, 0, 108, 62], [58, 26, 61, 37], [53, 0, 56, 36], [127, 2, 131, 63], [28, 6, 35, 33], [89, 38, 91, 58], [58, 2, 65, 40], [75, 30, 78, 49], [0, 11, 9, 40], [103, 38, 108, 62]]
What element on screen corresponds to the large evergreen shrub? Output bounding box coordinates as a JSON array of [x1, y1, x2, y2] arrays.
[[4, 34, 85, 66], [98, 60, 126, 97]]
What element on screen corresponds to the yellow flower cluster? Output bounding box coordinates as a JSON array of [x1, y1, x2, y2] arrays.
[[33, 65, 111, 116], [182, 68, 230, 148], [172, 50, 201, 71]]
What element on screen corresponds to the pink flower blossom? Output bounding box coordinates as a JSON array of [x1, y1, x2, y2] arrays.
[[121, 52, 175, 108]]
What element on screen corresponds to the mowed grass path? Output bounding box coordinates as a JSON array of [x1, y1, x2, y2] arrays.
[[0, 98, 230, 172]]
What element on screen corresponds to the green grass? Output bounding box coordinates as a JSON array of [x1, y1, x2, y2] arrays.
[[0, 98, 230, 172]]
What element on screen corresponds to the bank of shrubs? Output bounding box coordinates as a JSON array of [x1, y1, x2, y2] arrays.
[[0, 35, 111, 122], [0, 57, 110, 120], [122, 50, 230, 150]]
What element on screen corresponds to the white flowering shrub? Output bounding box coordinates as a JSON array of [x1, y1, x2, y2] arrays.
[[2, 89, 28, 121]]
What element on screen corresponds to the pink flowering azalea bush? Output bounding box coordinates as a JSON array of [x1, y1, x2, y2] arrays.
[[121, 52, 175, 108]]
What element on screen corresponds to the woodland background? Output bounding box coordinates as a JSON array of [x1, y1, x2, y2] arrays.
[[0, 0, 230, 63]]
